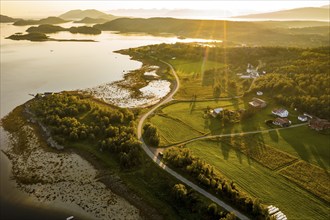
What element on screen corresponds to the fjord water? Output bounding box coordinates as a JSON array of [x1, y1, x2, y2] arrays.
[[0, 23, 217, 118], [0, 22, 217, 219]]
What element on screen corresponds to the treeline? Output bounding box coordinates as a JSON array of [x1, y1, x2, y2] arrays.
[[163, 147, 270, 219], [171, 183, 237, 220], [134, 44, 329, 74], [251, 73, 330, 119], [30, 93, 140, 169]]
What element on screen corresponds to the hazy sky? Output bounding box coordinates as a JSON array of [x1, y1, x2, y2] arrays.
[[1, 0, 329, 18]]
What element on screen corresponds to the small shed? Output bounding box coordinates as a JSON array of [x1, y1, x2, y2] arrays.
[[298, 115, 308, 122], [257, 91, 263, 96]]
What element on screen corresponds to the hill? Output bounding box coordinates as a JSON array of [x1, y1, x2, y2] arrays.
[[0, 14, 19, 23], [73, 17, 109, 24], [13, 16, 68, 26], [94, 17, 330, 47], [235, 7, 330, 21], [321, 4, 330, 8], [59, 9, 116, 20]]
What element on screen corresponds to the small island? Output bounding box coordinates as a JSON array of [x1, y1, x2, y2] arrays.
[[13, 16, 68, 26], [27, 24, 102, 35], [6, 32, 95, 42]]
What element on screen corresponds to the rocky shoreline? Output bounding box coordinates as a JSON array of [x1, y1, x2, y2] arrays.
[[1, 108, 143, 220]]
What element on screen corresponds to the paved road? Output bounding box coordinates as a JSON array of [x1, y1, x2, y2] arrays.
[[137, 60, 250, 220]]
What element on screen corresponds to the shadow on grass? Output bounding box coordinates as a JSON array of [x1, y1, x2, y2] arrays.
[[308, 145, 328, 170], [219, 141, 230, 160], [268, 130, 279, 143], [278, 129, 310, 163]]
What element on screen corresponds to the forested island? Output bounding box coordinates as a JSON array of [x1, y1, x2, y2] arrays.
[[6, 32, 95, 42], [26, 24, 102, 35], [13, 16, 68, 26]]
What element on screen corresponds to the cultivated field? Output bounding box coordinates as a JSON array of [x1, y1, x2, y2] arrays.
[[184, 140, 329, 220]]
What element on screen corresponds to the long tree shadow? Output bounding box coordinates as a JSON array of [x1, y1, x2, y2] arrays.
[[268, 130, 279, 143], [278, 129, 310, 162], [219, 140, 230, 160], [309, 144, 328, 170]]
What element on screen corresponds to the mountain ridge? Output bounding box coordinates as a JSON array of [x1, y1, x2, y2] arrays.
[[234, 7, 329, 20], [59, 9, 116, 20]]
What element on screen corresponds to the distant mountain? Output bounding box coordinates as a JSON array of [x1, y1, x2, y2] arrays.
[[73, 17, 109, 24], [235, 7, 330, 21], [13, 17, 68, 26], [0, 14, 19, 23], [108, 9, 232, 19], [59, 9, 116, 20], [320, 4, 330, 8]]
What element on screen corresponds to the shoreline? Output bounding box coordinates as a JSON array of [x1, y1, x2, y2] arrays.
[[0, 48, 175, 220], [1, 106, 145, 220], [82, 50, 173, 109]]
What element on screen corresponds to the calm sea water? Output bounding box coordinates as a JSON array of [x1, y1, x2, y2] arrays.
[[0, 22, 217, 219]]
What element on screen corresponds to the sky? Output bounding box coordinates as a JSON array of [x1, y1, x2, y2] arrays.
[[1, 0, 329, 18]]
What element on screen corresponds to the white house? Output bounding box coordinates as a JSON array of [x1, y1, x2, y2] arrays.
[[257, 91, 263, 96], [272, 108, 289, 118]]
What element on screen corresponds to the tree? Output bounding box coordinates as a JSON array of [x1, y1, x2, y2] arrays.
[[143, 123, 160, 147], [207, 203, 218, 216], [172, 184, 188, 201]]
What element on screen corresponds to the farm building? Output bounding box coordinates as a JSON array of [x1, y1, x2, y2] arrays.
[[273, 118, 291, 127], [249, 97, 267, 108], [272, 108, 289, 118], [257, 91, 263, 96], [209, 108, 223, 118], [298, 115, 308, 122], [309, 118, 330, 131]]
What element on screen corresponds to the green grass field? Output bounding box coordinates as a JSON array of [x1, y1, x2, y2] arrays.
[[151, 98, 305, 144], [184, 140, 329, 220], [149, 114, 202, 145], [168, 59, 244, 99]]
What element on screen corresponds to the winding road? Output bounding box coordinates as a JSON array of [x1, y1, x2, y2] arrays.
[[137, 60, 250, 220]]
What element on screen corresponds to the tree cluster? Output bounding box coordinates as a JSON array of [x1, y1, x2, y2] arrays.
[[164, 147, 270, 219], [143, 123, 160, 147], [30, 93, 141, 169], [171, 183, 237, 220]]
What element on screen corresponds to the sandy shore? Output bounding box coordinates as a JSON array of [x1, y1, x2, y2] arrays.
[[3, 124, 141, 220]]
